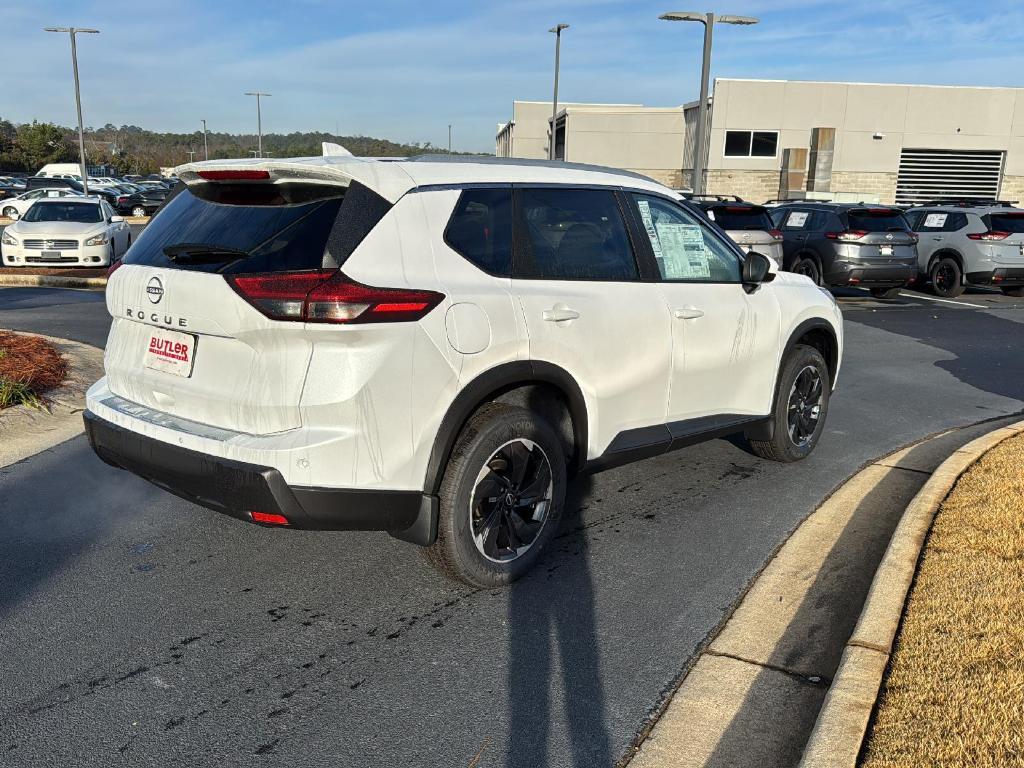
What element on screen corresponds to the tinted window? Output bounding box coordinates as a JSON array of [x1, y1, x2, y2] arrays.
[[123, 182, 390, 274], [707, 205, 774, 231], [516, 188, 637, 280], [724, 130, 778, 157], [23, 202, 102, 223], [633, 194, 741, 282], [846, 209, 910, 232], [987, 213, 1024, 233], [751, 132, 778, 157], [724, 131, 751, 157], [780, 209, 813, 230], [444, 188, 512, 276]]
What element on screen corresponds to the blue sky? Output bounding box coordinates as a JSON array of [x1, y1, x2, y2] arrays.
[[7, 0, 1024, 152]]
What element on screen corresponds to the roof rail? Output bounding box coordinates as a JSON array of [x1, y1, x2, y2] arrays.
[[911, 198, 1019, 208], [681, 193, 746, 203], [763, 197, 832, 205]]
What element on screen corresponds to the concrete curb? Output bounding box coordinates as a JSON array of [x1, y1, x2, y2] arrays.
[[0, 333, 104, 468], [0, 274, 106, 289], [797, 418, 1024, 768]]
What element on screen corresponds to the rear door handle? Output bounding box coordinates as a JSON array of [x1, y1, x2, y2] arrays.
[[543, 306, 580, 322], [674, 307, 705, 320]]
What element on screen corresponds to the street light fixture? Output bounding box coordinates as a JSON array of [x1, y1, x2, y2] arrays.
[[659, 11, 758, 194], [244, 91, 271, 158], [548, 23, 569, 161], [44, 26, 99, 194]]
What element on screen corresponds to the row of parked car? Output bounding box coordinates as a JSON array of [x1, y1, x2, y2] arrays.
[[685, 195, 1024, 299], [0, 174, 178, 219]]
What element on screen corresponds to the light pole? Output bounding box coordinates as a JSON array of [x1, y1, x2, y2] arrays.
[[659, 11, 757, 194], [44, 26, 99, 194], [244, 91, 271, 158], [548, 23, 569, 161], [448, 124, 452, 154], [201, 119, 208, 160], [186, 149, 196, 163]]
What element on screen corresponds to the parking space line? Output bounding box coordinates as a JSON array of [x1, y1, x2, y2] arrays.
[[898, 292, 987, 309]]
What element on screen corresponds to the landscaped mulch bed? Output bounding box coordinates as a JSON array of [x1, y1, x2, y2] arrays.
[[0, 331, 68, 409], [0, 266, 107, 278]]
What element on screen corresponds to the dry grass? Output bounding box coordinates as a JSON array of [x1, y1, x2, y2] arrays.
[[861, 433, 1024, 768], [0, 331, 67, 409], [0, 266, 106, 277]]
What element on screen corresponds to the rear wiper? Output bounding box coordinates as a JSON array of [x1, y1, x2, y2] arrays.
[[162, 243, 248, 264]]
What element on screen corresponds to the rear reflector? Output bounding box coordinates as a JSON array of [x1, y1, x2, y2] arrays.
[[250, 511, 289, 526], [198, 170, 271, 181], [967, 231, 1011, 241], [227, 270, 444, 324]]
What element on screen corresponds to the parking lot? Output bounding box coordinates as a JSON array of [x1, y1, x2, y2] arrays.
[[1, 275, 1022, 766]]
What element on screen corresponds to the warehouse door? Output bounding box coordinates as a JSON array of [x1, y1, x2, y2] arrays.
[[895, 148, 1004, 205]]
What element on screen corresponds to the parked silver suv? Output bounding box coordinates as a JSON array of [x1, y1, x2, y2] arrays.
[[905, 200, 1024, 298], [683, 195, 784, 263]]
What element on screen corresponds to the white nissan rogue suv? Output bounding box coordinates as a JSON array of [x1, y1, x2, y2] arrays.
[[85, 156, 843, 587]]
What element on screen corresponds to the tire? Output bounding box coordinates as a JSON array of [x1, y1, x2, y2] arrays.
[[791, 257, 821, 285], [424, 403, 567, 587], [748, 344, 831, 463], [2, 206, 16, 218], [131, 206, 146, 218], [930, 256, 964, 298], [1000, 286, 1024, 297], [870, 286, 902, 299]]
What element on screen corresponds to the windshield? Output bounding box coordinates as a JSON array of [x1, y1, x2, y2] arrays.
[[22, 202, 103, 224], [847, 209, 910, 232], [708, 205, 774, 231], [988, 213, 1024, 233]]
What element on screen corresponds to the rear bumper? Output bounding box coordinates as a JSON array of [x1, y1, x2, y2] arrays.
[[966, 267, 1024, 286], [83, 410, 438, 544], [825, 261, 916, 287]]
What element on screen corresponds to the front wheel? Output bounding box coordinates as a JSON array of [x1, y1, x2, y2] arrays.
[[748, 344, 831, 463], [930, 257, 964, 298], [424, 403, 566, 587], [1000, 286, 1024, 297], [870, 286, 902, 299]]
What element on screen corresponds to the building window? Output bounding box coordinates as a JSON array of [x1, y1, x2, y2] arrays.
[[723, 130, 778, 158]]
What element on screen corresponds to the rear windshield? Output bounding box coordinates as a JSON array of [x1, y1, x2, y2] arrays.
[[707, 205, 774, 231], [23, 202, 102, 223], [122, 182, 389, 274], [846, 209, 909, 232], [988, 213, 1024, 233]]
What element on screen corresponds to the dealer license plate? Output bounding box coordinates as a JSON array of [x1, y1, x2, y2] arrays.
[[144, 328, 196, 377]]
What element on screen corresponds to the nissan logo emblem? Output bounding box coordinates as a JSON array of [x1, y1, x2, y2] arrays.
[[146, 276, 165, 304], [885, 233, 894, 240]]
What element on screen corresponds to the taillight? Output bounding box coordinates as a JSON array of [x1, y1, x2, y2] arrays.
[[226, 270, 444, 324], [967, 231, 1011, 241], [825, 230, 868, 241], [198, 170, 270, 181], [768, 229, 783, 240], [907, 231, 919, 242], [106, 259, 122, 277]]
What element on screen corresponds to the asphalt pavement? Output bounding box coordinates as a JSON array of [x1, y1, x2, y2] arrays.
[[1, 284, 1022, 767]]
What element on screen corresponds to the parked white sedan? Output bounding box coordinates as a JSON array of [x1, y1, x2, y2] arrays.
[[0, 187, 83, 219], [1, 197, 130, 267]]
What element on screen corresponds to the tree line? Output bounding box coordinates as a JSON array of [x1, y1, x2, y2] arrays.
[[0, 118, 462, 175]]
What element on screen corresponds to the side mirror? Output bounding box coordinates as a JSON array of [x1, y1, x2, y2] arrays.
[[110, 215, 124, 223], [8, 211, 19, 221], [742, 251, 776, 293]]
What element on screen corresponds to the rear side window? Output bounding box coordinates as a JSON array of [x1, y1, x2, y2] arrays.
[[123, 181, 389, 274], [707, 205, 774, 231], [846, 209, 910, 232], [779, 209, 813, 230], [986, 212, 1024, 233], [444, 188, 512, 276], [910, 211, 967, 232], [516, 188, 638, 280]]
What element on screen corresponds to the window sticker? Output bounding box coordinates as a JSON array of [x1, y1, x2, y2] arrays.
[[636, 199, 664, 260], [924, 213, 948, 228], [656, 222, 711, 279], [707, 209, 716, 221], [786, 211, 809, 228]]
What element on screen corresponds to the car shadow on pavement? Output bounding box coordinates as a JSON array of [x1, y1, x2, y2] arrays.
[[507, 472, 613, 768]]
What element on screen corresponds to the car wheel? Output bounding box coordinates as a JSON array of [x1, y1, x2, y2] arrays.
[[131, 206, 146, 218], [424, 403, 566, 587], [2, 206, 16, 218], [748, 344, 830, 463], [791, 257, 821, 285], [930, 256, 964, 298], [1000, 286, 1024, 297], [870, 286, 902, 299]]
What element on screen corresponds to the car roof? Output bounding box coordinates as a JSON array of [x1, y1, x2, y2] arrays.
[[175, 154, 672, 204], [911, 203, 1024, 215]]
